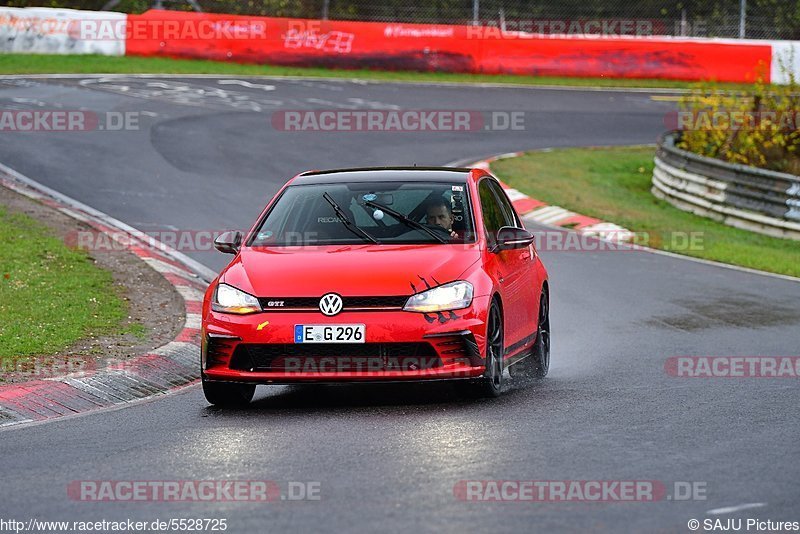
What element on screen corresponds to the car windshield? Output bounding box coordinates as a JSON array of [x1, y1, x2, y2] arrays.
[[248, 181, 476, 246]]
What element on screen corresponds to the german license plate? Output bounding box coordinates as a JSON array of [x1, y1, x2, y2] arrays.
[[294, 324, 365, 343]]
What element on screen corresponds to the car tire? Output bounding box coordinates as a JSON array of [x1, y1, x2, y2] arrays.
[[202, 376, 256, 407], [510, 290, 550, 381], [457, 300, 504, 398]]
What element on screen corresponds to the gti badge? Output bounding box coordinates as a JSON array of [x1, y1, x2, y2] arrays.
[[319, 293, 343, 316]]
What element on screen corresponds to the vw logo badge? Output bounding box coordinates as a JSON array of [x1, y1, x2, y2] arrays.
[[319, 293, 343, 316]]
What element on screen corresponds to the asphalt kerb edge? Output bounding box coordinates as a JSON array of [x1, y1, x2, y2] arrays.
[[0, 164, 212, 428]]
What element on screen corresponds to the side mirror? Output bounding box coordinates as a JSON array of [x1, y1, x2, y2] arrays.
[[492, 226, 534, 253], [214, 231, 242, 254]]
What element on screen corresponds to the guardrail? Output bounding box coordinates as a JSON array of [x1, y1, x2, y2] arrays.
[[652, 131, 800, 240]]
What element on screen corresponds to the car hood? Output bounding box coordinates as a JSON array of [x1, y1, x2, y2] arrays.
[[221, 244, 481, 297]]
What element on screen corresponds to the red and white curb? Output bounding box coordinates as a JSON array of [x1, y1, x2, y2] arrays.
[[0, 165, 211, 428], [473, 153, 635, 242]]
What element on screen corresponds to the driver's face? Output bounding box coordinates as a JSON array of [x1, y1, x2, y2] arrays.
[[426, 206, 454, 231]]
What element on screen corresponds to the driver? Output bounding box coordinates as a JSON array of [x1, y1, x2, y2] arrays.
[[425, 200, 458, 238]]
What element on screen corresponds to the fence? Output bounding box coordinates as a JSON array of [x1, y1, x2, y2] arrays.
[[5, 0, 800, 40], [653, 132, 800, 240], [3, 6, 796, 84]]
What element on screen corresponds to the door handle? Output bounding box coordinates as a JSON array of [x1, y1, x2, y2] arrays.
[[499, 276, 505, 284], [521, 251, 531, 259]]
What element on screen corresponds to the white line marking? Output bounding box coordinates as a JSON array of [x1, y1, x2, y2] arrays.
[[175, 286, 205, 302], [152, 341, 199, 357], [0, 406, 34, 426], [217, 79, 276, 91], [707, 503, 766, 515], [538, 213, 575, 225], [581, 222, 636, 242], [57, 206, 92, 223], [528, 206, 563, 219], [503, 188, 529, 202], [145, 81, 187, 90], [346, 97, 401, 110], [12, 73, 690, 94], [494, 152, 523, 159], [541, 214, 575, 224], [528, 206, 575, 224], [141, 257, 200, 283], [305, 97, 356, 109], [184, 314, 202, 330]]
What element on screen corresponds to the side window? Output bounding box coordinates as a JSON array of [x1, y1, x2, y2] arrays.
[[488, 180, 519, 227], [479, 180, 506, 244]]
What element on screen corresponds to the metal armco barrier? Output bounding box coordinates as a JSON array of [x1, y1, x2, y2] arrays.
[[653, 132, 800, 240]]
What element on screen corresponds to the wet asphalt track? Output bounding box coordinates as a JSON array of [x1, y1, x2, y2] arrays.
[[0, 76, 798, 533]]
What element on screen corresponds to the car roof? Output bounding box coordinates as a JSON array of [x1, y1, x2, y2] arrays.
[[293, 167, 479, 185]]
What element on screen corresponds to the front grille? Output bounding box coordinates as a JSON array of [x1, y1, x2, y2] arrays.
[[258, 296, 408, 311], [230, 342, 440, 372]]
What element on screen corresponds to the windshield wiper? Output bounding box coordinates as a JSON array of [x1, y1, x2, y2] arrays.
[[364, 200, 448, 244], [323, 192, 380, 244]]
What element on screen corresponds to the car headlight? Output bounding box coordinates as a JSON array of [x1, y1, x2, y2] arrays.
[[212, 283, 262, 314], [403, 281, 473, 313]]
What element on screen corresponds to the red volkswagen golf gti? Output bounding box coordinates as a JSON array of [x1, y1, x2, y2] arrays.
[[201, 167, 550, 405]]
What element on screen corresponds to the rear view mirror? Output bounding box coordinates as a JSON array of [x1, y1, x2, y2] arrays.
[[492, 226, 534, 253], [214, 231, 242, 254]]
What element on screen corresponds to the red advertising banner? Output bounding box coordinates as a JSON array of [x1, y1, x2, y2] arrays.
[[123, 10, 772, 83]]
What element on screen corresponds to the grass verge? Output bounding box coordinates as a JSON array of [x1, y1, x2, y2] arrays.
[[0, 206, 128, 361], [491, 146, 800, 278], [0, 53, 756, 91]]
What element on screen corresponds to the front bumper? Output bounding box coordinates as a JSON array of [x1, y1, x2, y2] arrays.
[[201, 296, 490, 384]]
